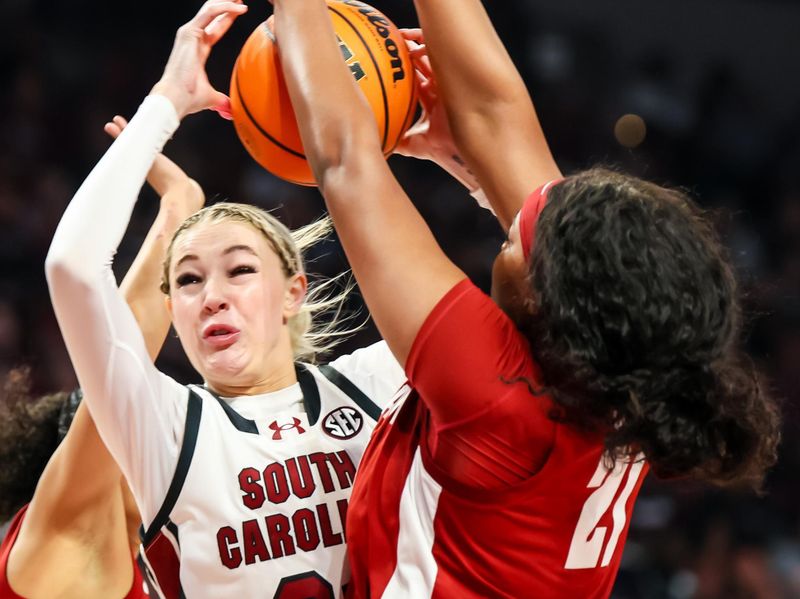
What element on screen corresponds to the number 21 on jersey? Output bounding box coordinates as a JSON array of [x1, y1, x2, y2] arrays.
[[565, 454, 645, 569]]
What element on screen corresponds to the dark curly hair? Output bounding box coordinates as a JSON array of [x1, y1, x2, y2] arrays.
[[522, 168, 780, 488], [0, 367, 79, 522]]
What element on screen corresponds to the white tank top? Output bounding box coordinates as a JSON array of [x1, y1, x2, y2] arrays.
[[139, 361, 403, 599]]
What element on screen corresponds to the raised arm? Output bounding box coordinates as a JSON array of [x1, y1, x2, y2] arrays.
[[409, 3, 561, 230], [272, 0, 464, 365], [10, 126, 203, 595], [108, 115, 205, 357], [40, 117, 204, 523], [45, 0, 245, 525], [393, 36, 481, 195]]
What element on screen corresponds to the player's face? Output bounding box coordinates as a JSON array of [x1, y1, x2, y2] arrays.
[[167, 220, 304, 391], [491, 213, 531, 322]]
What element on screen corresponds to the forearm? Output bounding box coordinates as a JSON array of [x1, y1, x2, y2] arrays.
[[120, 181, 201, 360], [273, 0, 466, 364], [146, 154, 199, 199], [45, 95, 185, 524], [46, 95, 176, 438], [413, 0, 560, 228], [273, 0, 382, 182], [46, 97, 178, 285], [413, 0, 528, 110]]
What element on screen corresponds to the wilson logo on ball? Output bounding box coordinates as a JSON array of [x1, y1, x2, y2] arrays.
[[340, 0, 406, 83], [338, 37, 366, 82], [322, 407, 364, 440], [230, 0, 418, 186]]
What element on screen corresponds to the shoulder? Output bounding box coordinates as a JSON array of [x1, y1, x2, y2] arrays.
[[406, 279, 534, 386], [328, 340, 399, 373], [326, 341, 407, 410]]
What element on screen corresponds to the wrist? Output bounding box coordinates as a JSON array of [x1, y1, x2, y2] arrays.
[[434, 149, 479, 192], [150, 82, 189, 120], [159, 179, 204, 212]]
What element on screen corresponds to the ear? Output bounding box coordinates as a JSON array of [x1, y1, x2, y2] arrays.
[[164, 295, 173, 319], [283, 273, 308, 320], [518, 288, 539, 323]]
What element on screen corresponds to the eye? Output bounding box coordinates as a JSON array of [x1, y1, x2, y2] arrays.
[[176, 273, 201, 287], [229, 265, 257, 277]]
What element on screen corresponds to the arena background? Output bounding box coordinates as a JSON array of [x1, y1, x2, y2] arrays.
[[1, 0, 798, 596]]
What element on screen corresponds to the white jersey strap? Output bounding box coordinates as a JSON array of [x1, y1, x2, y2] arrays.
[[318, 364, 382, 421], [141, 390, 203, 543]]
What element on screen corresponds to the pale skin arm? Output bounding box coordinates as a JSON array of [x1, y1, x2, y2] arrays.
[[8, 122, 203, 595], [270, 0, 464, 365], [110, 115, 205, 358], [404, 3, 562, 231]]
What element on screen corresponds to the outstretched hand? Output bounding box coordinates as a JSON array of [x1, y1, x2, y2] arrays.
[[394, 29, 446, 161], [150, 0, 248, 120], [394, 29, 479, 192]]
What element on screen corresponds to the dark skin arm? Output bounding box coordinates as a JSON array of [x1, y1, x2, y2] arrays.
[[8, 121, 203, 598], [273, 0, 465, 365], [405, 3, 561, 231]]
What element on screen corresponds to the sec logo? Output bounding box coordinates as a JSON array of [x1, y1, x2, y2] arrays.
[[322, 407, 364, 440]]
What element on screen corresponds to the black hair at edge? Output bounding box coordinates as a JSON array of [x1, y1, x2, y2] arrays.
[[519, 168, 780, 489]]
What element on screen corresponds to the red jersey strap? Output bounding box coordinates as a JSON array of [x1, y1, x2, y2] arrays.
[[1, 505, 147, 598], [405, 279, 556, 489], [0, 505, 28, 599], [139, 523, 180, 599], [127, 553, 150, 599]]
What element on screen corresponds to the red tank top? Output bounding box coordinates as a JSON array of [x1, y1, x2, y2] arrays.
[[345, 280, 649, 598], [0, 505, 148, 598]]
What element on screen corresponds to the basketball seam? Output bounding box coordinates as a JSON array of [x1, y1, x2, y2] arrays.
[[328, 4, 390, 151], [387, 76, 418, 155], [234, 8, 404, 183], [235, 64, 308, 161]]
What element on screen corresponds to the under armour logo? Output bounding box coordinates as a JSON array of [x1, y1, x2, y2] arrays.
[[268, 417, 306, 440]]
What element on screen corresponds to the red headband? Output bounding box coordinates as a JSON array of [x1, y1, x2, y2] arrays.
[[519, 179, 561, 261]]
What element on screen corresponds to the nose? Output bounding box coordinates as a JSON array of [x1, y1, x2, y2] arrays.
[[202, 277, 229, 315]]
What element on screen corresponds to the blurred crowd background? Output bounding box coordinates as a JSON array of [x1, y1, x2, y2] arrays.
[[1, 0, 798, 597]]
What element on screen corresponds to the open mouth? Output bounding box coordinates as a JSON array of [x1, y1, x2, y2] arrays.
[[202, 324, 241, 348]]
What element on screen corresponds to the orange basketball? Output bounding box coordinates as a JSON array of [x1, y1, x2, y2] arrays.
[[230, 0, 418, 186]]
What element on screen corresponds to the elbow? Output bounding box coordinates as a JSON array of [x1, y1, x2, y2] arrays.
[[307, 120, 384, 195], [450, 64, 532, 119], [45, 248, 94, 301], [450, 88, 535, 140], [176, 178, 204, 212], [451, 94, 537, 158], [45, 248, 71, 286], [160, 177, 205, 223]]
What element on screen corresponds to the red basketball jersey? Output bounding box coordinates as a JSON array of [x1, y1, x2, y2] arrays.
[[0, 505, 149, 599], [345, 280, 648, 598]]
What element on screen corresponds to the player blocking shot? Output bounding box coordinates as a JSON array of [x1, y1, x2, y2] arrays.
[[269, 0, 781, 598], [45, 2, 406, 597]]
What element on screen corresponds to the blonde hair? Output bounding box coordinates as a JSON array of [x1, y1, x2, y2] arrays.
[[161, 202, 357, 362]]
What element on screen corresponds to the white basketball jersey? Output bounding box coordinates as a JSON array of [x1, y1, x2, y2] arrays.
[[138, 362, 395, 599]]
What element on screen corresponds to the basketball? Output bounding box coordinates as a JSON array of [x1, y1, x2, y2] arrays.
[[230, 0, 418, 186]]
